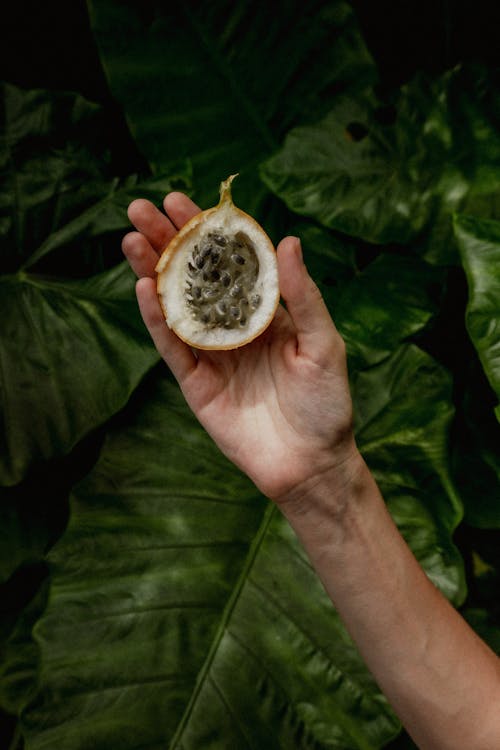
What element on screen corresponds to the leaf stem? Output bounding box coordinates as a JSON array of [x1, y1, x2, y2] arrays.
[[169, 502, 277, 748]]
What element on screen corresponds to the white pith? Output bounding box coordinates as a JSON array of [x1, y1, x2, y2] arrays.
[[156, 201, 280, 350]]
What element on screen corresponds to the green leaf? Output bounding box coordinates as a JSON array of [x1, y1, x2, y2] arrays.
[[333, 254, 444, 370], [1, 82, 111, 273], [261, 66, 500, 263], [0, 263, 158, 486], [352, 345, 465, 604], [20, 172, 190, 272], [17, 355, 466, 747], [20, 373, 401, 749], [0, 566, 49, 715], [0, 83, 187, 486], [454, 213, 500, 421], [88, 0, 376, 212]]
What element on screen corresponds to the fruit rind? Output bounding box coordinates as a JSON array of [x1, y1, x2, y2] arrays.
[[155, 178, 280, 350]]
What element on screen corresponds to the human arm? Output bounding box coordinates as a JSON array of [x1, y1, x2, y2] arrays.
[[122, 192, 500, 749]]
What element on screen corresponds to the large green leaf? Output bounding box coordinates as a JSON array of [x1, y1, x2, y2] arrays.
[[454, 213, 500, 422], [0, 84, 189, 485], [352, 345, 465, 604], [287, 227, 444, 372], [88, 0, 376, 213], [333, 254, 444, 370], [0, 263, 159, 487], [0, 82, 105, 272], [0, 566, 49, 715], [16, 343, 466, 748], [18, 372, 400, 749], [261, 66, 500, 263]]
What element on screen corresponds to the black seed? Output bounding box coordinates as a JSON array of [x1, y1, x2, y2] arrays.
[[221, 271, 231, 287], [211, 252, 220, 265], [196, 256, 206, 269], [202, 288, 218, 301], [230, 284, 242, 297], [239, 316, 247, 326], [213, 234, 227, 246], [231, 253, 245, 265], [230, 305, 240, 319], [211, 269, 220, 281], [188, 261, 196, 273], [201, 245, 212, 259]]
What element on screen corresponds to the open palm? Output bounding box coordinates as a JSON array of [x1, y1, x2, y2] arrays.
[[122, 192, 356, 501]]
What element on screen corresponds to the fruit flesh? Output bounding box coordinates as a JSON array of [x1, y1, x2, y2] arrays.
[[156, 176, 280, 350], [186, 229, 261, 330]]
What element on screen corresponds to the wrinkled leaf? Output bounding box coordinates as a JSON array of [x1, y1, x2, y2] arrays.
[[292, 231, 444, 372], [0, 565, 49, 715], [1, 82, 113, 273], [454, 213, 500, 421], [17, 345, 466, 747], [333, 254, 444, 370], [88, 0, 376, 213], [261, 66, 500, 263], [352, 345, 465, 604], [21, 172, 190, 272], [20, 373, 401, 750], [0, 263, 158, 486], [0, 84, 187, 485]]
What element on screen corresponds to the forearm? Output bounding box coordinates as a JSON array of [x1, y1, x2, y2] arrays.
[[277, 450, 500, 750]]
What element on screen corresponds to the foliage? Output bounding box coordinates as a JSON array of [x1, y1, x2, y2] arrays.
[[1, 1, 499, 748]]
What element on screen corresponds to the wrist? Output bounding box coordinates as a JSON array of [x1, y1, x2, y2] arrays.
[[273, 441, 369, 530]]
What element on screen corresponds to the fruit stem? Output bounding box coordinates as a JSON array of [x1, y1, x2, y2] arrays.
[[219, 173, 239, 205]]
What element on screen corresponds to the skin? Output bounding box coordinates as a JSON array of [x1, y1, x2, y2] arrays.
[[123, 192, 500, 750]]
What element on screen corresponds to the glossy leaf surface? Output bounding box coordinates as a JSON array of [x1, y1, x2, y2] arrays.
[[0, 84, 179, 485], [454, 213, 500, 421], [261, 67, 500, 263], [18, 346, 465, 747], [88, 0, 376, 213]]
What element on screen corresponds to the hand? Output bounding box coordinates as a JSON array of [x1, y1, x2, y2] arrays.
[[122, 192, 358, 502]]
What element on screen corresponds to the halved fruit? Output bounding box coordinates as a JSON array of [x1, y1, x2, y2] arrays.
[[156, 175, 280, 350]]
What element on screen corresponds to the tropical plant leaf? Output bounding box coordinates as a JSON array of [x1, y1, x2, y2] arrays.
[[454, 213, 500, 422], [260, 66, 500, 264], [0, 565, 49, 715], [1, 82, 113, 273], [352, 345, 465, 604], [0, 84, 188, 486], [0, 263, 159, 487], [16, 373, 401, 750], [287, 228, 444, 372], [16, 340, 466, 748], [88, 0, 376, 214], [333, 254, 444, 370]]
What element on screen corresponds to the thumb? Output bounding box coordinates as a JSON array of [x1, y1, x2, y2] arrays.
[[277, 236, 343, 361]]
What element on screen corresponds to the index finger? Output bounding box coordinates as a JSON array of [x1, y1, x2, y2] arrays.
[[163, 192, 201, 230]]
